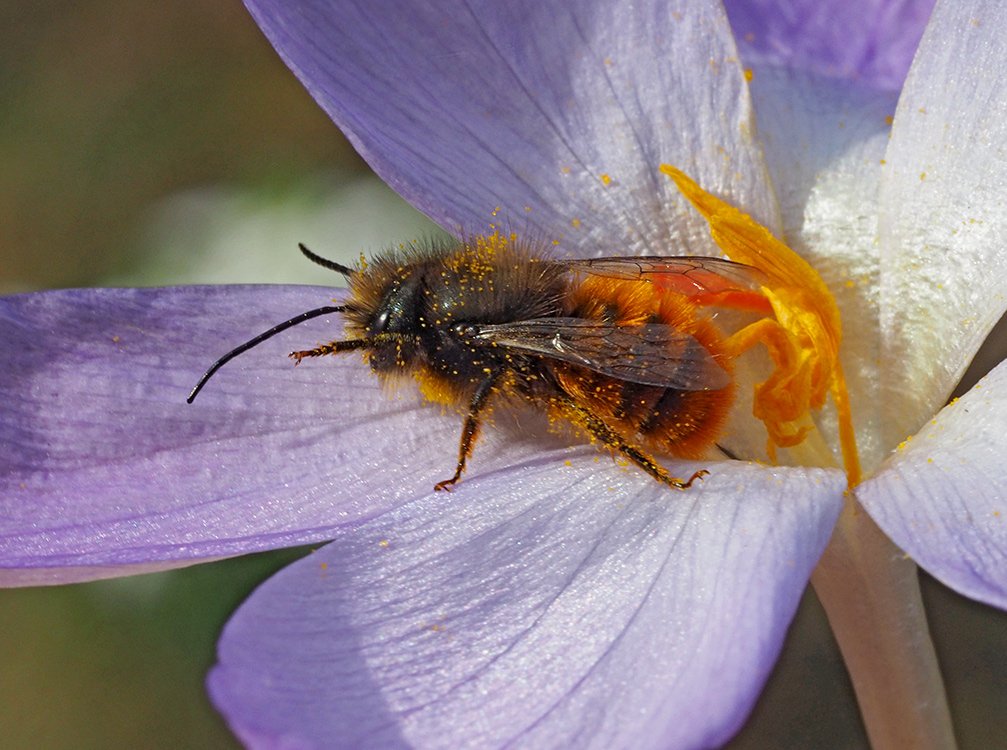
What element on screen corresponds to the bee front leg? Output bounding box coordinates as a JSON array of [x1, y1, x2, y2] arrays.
[[558, 393, 707, 490], [289, 337, 368, 364], [434, 370, 503, 492]]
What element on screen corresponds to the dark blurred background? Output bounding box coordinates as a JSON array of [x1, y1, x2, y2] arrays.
[[2, 2, 1004, 748], [2, 1, 348, 291]]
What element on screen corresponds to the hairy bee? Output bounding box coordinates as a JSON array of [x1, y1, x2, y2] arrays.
[[189, 238, 764, 491]]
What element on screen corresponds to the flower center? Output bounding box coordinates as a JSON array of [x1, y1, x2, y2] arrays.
[[661, 165, 861, 485]]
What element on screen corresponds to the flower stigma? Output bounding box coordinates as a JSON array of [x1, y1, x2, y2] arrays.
[[661, 165, 862, 485]]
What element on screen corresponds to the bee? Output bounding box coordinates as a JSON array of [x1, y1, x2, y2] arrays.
[[188, 237, 765, 491]]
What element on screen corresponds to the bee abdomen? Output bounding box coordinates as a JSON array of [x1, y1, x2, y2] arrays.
[[636, 386, 685, 434], [568, 375, 727, 460], [558, 276, 735, 460], [635, 386, 730, 459]]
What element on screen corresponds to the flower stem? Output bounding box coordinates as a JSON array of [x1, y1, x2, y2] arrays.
[[811, 496, 956, 750]]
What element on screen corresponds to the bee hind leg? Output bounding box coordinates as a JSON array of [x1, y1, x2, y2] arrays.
[[434, 370, 503, 492], [558, 394, 707, 490]]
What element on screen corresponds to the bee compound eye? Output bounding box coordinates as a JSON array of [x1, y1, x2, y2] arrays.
[[372, 309, 390, 333]]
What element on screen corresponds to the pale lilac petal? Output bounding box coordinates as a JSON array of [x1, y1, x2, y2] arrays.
[[725, 0, 934, 90], [858, 359, 1007, 609], [244, 0, 780, 255], [4, 286, 800, 586], [2, 286, 534, 584], [209, 461, 845, 749], [877, 0, 1007, 446], [747, 67, 896, 470]]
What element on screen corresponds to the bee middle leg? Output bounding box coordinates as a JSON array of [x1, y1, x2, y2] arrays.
[[434, 370, 503, 492], [557, 393, 708, 490]]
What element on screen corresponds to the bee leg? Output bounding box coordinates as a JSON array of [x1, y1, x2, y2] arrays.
[[559, 394, 707, 490], [289, 338, 367, 364], [434, 371, 502, 492], [716, 443, 740, 460]]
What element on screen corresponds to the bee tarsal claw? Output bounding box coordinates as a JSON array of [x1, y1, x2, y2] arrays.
[[670, 469, 709, 490]]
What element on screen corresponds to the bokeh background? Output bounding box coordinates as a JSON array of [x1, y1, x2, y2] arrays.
[[2, 2, 1004, 747]]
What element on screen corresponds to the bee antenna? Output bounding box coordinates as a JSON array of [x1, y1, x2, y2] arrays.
[[187, 305, 345, 403], [298, 242, 354, 278]]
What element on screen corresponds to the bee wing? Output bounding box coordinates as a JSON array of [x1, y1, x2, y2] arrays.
[[475, 318, 730, 391], [556, 256, 765, 296]]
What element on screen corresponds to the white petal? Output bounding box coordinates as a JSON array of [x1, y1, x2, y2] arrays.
[[877, 0, 1007, 446], [749, 65, 898, 470]]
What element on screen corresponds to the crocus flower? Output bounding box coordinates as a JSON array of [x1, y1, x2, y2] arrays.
[[2, 1, 1005, 748]]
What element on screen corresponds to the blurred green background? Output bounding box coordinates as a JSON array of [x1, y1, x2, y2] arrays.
[[2, 2, 1004, 748]]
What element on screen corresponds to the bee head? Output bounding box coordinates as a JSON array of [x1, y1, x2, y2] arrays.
[[358, 269, 425, 373]]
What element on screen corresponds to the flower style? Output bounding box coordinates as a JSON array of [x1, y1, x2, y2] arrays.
[[2, 0, 1006, 747]]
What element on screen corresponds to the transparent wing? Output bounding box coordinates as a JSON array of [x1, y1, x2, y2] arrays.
[[475, 318, 730, 391], [556, 256, 765, 296]]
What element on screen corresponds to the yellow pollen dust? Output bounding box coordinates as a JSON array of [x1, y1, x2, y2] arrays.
[[660, 164, 861, 485], [599, 173, 612, 186]]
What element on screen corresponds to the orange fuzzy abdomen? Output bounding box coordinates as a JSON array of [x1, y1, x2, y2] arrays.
[[552, 276, 735, 459]]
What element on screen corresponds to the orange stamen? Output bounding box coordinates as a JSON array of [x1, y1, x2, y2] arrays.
[[661, 164, 862, 485]]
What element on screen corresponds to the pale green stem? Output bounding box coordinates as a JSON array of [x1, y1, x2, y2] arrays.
[[811, 495, 957, 750]]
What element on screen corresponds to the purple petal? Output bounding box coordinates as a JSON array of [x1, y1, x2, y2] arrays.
[[725, 0, 935, 90], [858, 359, 1007, 610], [2, 286, 802, 586], [209, 461, 844, 749], [244, 0, 780, 254], [877, 0, 1007, 447], [2, 286, 480, 583]]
